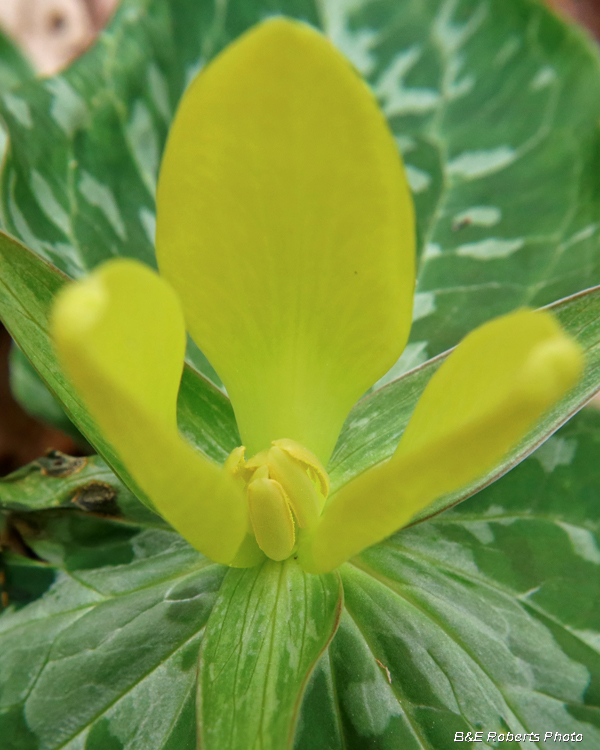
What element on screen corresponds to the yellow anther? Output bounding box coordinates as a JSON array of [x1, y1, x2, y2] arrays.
[[266, 446, 321, 528], [245, 449, 270, 471], [247, 475, 295, 561], [224, 438, 330, 562], [223, 445, 252, 484], [272, 438, 330, 498], [252, 464, 270, 481]]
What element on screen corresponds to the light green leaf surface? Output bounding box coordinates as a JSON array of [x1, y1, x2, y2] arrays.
[[2, 408, 598, 748], [0, 510, 342, 750], [0, 515, 222, 750], [296, 407, 600, 749], [198, 560, 342, 749], [0, 0, 205, 275]]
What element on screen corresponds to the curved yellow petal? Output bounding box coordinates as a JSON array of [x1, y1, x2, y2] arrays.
[[51, 259, 248, 565], [299, 309, 584, 573], [156, 18, 415, 464]]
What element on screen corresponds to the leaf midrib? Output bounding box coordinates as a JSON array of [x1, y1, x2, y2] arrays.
[[346, 560, 542, 748], [0, 557, 217, 636], [341, 599, 433, 750], [49, 628, 204, 750], [383, 539, 600, 658]]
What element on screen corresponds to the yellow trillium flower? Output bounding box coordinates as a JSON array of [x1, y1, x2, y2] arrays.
[[51, 19, 583, 574]]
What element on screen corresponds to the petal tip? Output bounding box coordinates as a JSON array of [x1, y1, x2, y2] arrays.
[[52, 275, 107, 345], [519, 332, 584, 406]]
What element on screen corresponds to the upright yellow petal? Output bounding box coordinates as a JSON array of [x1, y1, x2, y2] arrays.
[[299, 309, 584, 573], [52, 259, 248, 565], [156, 18, 415, 464]]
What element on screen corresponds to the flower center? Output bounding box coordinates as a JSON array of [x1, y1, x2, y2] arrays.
[[224, 439, 330, 561]]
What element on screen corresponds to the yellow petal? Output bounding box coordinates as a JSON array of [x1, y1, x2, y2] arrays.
[[156, 18, 415, 464], [51, 259, 248, 565], [299, 309, 584, 573], [247, 476, 296, 561]]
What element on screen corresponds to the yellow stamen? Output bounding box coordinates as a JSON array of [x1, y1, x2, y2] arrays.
[[272, 438, 330, 499], [266, 446, 321, 528], [247, 475, 295, 561], [225, 438, 330, 561], [223, 445, 252, 485]]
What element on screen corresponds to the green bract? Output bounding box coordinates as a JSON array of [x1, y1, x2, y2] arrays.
[[0, 1, 599, 748]]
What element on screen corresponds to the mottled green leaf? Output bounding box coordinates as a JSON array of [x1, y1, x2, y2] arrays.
[[0, 514, 223, 750], [297, 407, 600, 748], [321, 0, 600, 363], [0, 0, 208, 275], [0, 28, 34, 169], [198, 560, 342, 750], [0, 512, 342, 750]]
